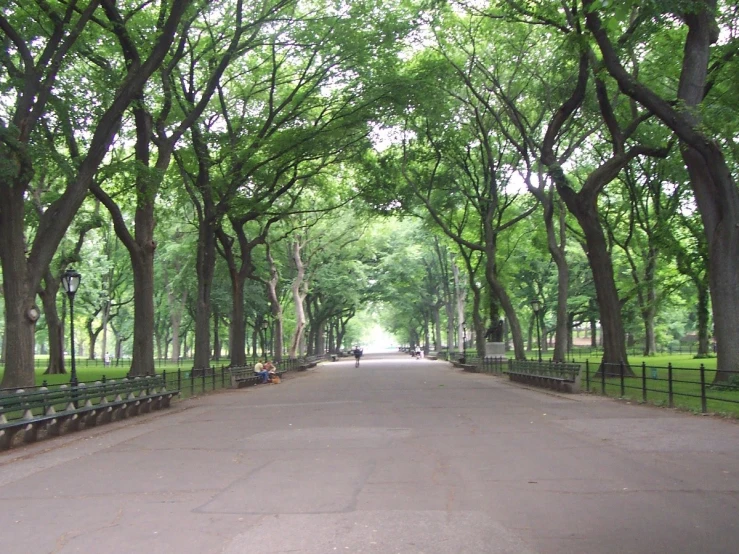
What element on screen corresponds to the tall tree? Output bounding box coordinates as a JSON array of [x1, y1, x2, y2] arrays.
[[583, 0, 739, 379], [0, 0, 193, 387]]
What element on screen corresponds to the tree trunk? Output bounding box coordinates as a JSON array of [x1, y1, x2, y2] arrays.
[[433, 305, 442, 351], [228, 276, 246, 366], [685, 147, 739, 380], [567, 312, 575, 359], [40, 273, 66, 375], [0, 188, 38, 388], [266, 250, 284, 362], [558, 190, 631, 374], [289, 239, 307, 358], [489, 276, 525, 360], [590, 316, 598, 349], [168, 286, 186, 363], [213, 309, 221, 361], [88, 326, 100, 360], [130, 244, 156, 376], [696, 279, 710, 357], [527, 315, 534, 352], [453, 263, 465, 352], [193, 220, 216, 370], [548, 197, 569, 362]]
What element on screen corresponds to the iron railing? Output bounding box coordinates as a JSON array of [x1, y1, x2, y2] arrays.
[[587, 361, 739, 415]]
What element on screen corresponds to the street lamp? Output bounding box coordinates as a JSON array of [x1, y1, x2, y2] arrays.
[[261, 319, 269, 356], [530, 299, 542, 362], [61, 268, 82, 387]]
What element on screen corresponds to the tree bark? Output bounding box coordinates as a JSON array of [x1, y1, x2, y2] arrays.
[[453, 263, 466, 352], [40, 272, 66, 375], [193, 217, 217, 370], [642, 247, 658, 356], [0, 187, 38, 388], [266, 247, 284, 362], [560, 189, 631, 373], [290, 239, 308, 358], [167, 274, 187, 363], [130, 241, 156, 375], [695, 279, 711, 357]]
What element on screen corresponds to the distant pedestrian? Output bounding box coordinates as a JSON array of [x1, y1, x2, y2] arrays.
[[104, 352, 111, 366]]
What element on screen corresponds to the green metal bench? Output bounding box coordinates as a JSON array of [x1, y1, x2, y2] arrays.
[[297, 356, 322, 371], [507, 360, 582, 393], [451, 356, 479, 372], [0, 376, 179, 450], [229, 366, 287, 388]]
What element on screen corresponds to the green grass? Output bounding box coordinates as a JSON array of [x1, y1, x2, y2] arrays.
[[578, 354, 739, 417]]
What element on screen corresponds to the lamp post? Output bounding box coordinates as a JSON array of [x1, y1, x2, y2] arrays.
[[261, 319, 269, 356], [530, 299, 542, 362], [61, 268, 82, 388]]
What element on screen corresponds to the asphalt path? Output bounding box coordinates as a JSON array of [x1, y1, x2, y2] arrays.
[[1, 353, 738, 553]]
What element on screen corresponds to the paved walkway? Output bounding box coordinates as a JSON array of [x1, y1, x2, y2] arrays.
[[1, 353, 738, 553]]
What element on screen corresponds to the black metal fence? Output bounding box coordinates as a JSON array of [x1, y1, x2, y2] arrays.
[[585, 361, 739, 415], [435, 350, 739, 415]]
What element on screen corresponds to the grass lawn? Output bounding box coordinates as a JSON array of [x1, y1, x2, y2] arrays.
[[576, 353, 739, 418]]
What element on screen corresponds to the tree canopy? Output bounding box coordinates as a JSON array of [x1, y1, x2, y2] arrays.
[[2, 0, 738, 386]]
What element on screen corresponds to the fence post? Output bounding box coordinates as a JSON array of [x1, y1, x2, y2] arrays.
[[619, 360, 625, 397], [700, 363, 707, 414], [585, 359, 590, 392], [212, 366, 216, 391], [162, 370, 167, 390], [668, 363, 674, 408], [177, 368, 181, 392], [641, 361, 647, 403]]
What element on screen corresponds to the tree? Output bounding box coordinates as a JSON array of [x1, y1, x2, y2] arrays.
[[0, 0, 193, 387], [583, 0, 739, 379]]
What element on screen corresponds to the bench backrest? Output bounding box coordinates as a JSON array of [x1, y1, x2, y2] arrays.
[[508, 360, 581, 378], [0, 376, 168, 420]]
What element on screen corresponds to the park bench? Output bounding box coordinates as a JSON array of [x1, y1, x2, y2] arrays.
[[0, 376, 179, 450], [297, 355, 322, 371], [228, 365, 287, 388], [507, 360, 582, 393], [451, 356, 479, 372]]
